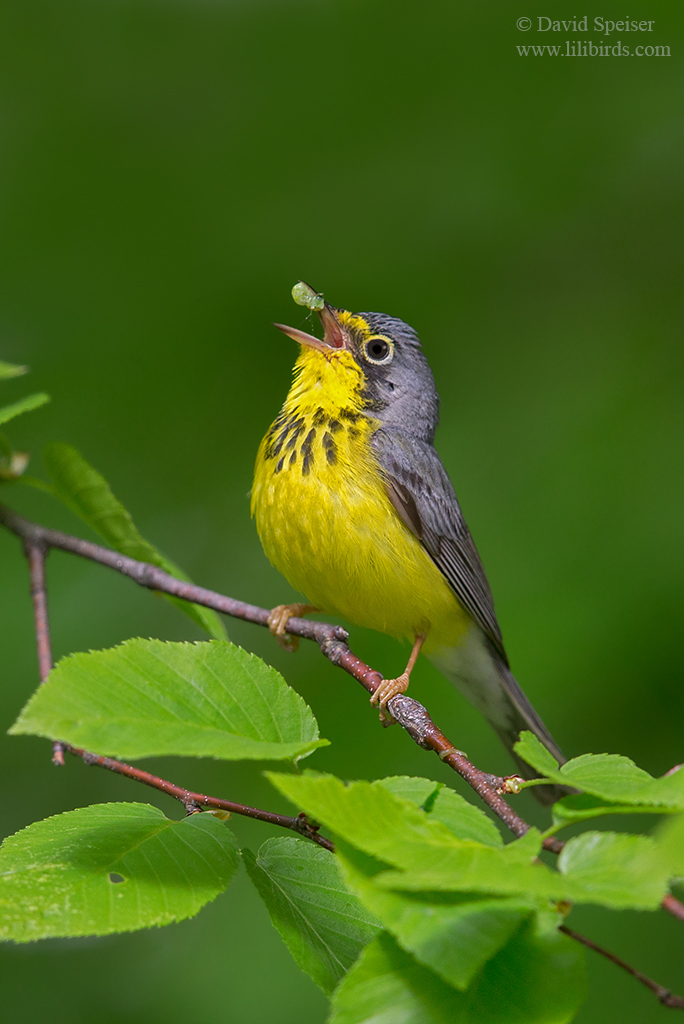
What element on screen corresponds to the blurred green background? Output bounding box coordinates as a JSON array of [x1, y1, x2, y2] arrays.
[[1, 0, 683, 1020]]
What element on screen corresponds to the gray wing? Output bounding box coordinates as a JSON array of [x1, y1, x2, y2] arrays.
[[371, 427, 508, 663]]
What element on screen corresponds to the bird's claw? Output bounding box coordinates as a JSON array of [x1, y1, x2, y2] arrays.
[[267, 603, 317, 652], [370, 672, 410, 723], [267, 605, 300, 651]]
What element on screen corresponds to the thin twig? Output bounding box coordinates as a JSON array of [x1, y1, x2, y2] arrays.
[[560, 926, 684, 1009], [2, 502, 683, 1008], [65, 745, 333, 849], [23, 538, 64, 765], [663, 895, 684, 924]]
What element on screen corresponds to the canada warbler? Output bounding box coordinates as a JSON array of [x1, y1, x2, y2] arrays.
[[252, 283, 565, 796]]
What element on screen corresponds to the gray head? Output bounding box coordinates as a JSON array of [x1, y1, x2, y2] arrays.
[[354, 310, 440, 443], [274, 288, 440, 444]]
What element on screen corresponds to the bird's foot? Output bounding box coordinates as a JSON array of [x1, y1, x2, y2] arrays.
[[370, 671, 410, 724], [267, 603, 317, 652]]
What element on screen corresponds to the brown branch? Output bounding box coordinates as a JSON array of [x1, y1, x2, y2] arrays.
[[2, 502, 683, 1008], [560, 926, 684, 1009], [663, 895, 684, 924], [65, 745, 333, 850], [23, 538, 64, 765]]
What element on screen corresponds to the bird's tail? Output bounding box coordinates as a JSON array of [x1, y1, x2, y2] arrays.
[[428, 630, 568, 806]]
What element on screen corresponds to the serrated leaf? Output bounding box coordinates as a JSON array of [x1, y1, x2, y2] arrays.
[[11, 638, 328, 762], [0, 361, 28, 379], [329, 924, 585, 1024], [374, 776, 442, 809], [0, 392, 50, 426], [552, 792, 673, 828], [268, 773, 565, 900], [515, 732, 684, 810], [271, 773, 668, 911], [42, 442, 226, 639], [557, 831, 669, 909], [514, 731, 560, 779], [374, 777, 502, 847], [0, 803, 239, 942], [243, 838, 380, 994], [338, 841, 533, 991], [428, 788, 503, 847]]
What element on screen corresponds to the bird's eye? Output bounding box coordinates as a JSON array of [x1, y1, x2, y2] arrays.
[[364, 337, 393, 364]]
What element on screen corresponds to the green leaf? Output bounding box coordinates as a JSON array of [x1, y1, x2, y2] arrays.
[[0, 360, 28, 379], [243, 838, 380, 994], [329, 924, 585, 1024], [655, 813, 684, 877], [42, 442, 227, 640], [515, 732, 684, 810], [462, 916, 586, 1024], [374, 776, 442, 809], [11, 638, 328, 762], [271, 773, 668, 911], [514, 731, 560, 779], [268, 773, 564, 899], [428, 788, 504, 847], [552, 792, 673, 828], [338, 842, 533, 991], [0, 392, 50, 426], [0, 803, 239, 942], [557, 831, 669, 910], [375, 777, 503, 847], [329, 932, 460, 1024]]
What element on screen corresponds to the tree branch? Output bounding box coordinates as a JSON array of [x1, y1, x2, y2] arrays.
[[64, 744, 333, 849], [1, 501, 683, 1008], [560, 926, 684, 1009], [23, 538, 64, 765]]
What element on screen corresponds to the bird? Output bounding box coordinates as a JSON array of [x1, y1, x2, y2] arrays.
[[251, 282, 566, 799]]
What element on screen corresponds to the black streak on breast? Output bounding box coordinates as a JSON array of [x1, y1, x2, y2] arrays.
[[322, 431, 337, 465], [301, 428, 316, 476]]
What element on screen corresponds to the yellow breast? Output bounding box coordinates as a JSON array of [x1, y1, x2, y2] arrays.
[[251, 346, 469, 651]]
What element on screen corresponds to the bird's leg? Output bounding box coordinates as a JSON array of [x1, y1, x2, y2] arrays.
[[267, 603, 318, 652], [371, 634, 426, 721]]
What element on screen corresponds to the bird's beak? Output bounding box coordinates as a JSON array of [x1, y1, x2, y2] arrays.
[[274, 302, 348, 353]]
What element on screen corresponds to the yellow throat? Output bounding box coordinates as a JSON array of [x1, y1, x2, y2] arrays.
[[251, 324, 469, 652]]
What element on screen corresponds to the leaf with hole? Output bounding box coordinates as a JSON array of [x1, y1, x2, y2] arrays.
[[0, 803, 239, 942], [11, 638, 328, 762]]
